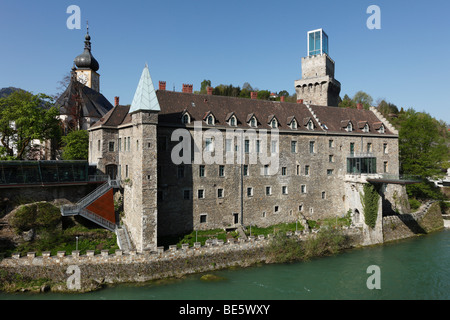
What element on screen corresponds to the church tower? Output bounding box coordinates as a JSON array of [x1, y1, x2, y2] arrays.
[[295, 29, 341, 106], [73, 24, 100, 92]]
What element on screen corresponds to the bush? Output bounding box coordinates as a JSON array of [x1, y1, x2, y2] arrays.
[[264, 232, 304, 263], [409, 198, 421, 211], [10, 202, 60, 233], [302, 228, 347, 260]]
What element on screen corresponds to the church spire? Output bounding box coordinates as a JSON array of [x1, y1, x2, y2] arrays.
[[74, 21, 99, 71]]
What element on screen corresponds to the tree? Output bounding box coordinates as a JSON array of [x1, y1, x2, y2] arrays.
[[352, 91, 373, 109], [0, 91, 61, 160], [61, 129, 89, 160], [399, 110, 449, 199], [338, 94, 356, 108], [199, 80, 211, 94]]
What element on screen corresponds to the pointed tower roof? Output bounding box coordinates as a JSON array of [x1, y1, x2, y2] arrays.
[[129, 63, 160, 113]]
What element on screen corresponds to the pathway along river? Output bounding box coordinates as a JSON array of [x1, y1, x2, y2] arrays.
[[1, 230, 449, 300]]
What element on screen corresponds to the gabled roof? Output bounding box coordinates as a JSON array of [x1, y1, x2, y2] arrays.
[[55, 76, 113, 119], [129, 64, 160, 113]]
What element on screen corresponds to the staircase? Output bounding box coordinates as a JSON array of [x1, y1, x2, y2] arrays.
[[60, 177, 119, 231]]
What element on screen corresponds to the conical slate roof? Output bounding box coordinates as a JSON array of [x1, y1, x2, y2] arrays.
[[129, 64, 160, 113]]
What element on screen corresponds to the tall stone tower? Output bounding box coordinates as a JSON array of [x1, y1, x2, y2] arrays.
[[122, 64, 160, 252], [295, 29, 341, 106]]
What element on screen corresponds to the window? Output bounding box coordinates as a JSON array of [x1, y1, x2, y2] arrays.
[[97, 140, 101, 151], [290, 119, 298, 130], [219, 165, 225, 177], [229, 116, 236, 127], [282, 186, 288, 195], [125, 165, 129, 178], [384, 161, 388, 173], [271, 141, 277, 154], [207, 115, 214, 125], [182, 113, 190, 124], [243, 165, 249, 176], [177, 165, 184, 178], [256, 140, 261, 153], [108, 141, 115, 152], [250, 118, 257, 128], [347, 157, 377, 174], [327, 169, 334, 176], [282, 167, 287, 176], [136, 140, 139, 151], [266, 186, 272, 195], [244, 139, 250, 153], [198, 189, 205, 199], [183, 190, 191, 200], [309, 141, 315, 154], [363, 123, 369, 133], [205, 138, 213, 152], [350, 142, 355, 155], [346, 122, 353, 132], [264, 165, 269, 176], [118, 138, 122, 151], [274, 206, 280, 213], [200, 214, 207, 223], [305, 165, 310, 176], [379, 125, 385, 134], [307, 120, 314, 131], [225, 139, 232, 153], [199, 165, 205, 177], [367, 143, 373, 153], [322, 191, 326, 199], [298, 204, 303, 212], [296, 165, 300, 175], [217, 188, 224, 198], [383, 143, 388, 154], [329, 140, 334, 148], [271, 118, 278, 128], [329, 155, 334, 163], [247, 187, 253, 197], [301, 185, 306, 194], [127, 137, 131, 151], [291, 141, 297, 153]]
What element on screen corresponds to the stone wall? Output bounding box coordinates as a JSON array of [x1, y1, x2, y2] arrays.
[[0, 228, 362, 292], [382, 201, 444, 242]]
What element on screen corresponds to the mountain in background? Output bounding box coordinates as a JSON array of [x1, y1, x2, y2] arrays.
[[0, 87, 26, 98]]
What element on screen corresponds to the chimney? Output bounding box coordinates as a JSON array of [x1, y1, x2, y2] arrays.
[[114, 96, 119, 106], [207, 86, 213, 95], [297, 99, 303, 104], [251, 91, 258, 99], [182, 84, 193, 93], [357, 103, 363, 110], [159, 81, 166, 91], [280, 96, 285, 102]]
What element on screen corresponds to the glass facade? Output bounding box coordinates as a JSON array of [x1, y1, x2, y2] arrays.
[[0, 161, 89, 185], [347, 157, 377, 175], [308, 29, 329, 56]]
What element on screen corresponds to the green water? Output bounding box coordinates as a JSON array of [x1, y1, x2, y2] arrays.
[[1, 230, 449, 300]]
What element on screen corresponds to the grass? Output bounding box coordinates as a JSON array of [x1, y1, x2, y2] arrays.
[[158, 229, 240, 249], [244, 222, 305, 237]]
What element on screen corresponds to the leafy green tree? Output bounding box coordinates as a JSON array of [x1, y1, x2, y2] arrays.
[[399, 110, 449, 199], [61, 129, 89, 160], [0, 91, 61, 159], [199, 80, 211, 94], [338, 94, 356, 108], [352, 91, 373, 109]]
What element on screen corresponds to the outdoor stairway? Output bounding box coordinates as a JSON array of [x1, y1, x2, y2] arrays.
[[115, 224, 134, 252], [60, 177, 120, 231]]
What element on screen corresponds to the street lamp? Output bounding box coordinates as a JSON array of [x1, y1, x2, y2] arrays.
[[76, 236, 79, 251]]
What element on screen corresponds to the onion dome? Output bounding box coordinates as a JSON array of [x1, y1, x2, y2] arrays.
[[74, 26, 99, 71]]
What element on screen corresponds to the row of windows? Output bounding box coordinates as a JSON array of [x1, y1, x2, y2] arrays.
[[172, 164, 333, 179], [176, 185, 324, 200]]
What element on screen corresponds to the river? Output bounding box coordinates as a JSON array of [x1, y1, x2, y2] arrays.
[[1, 230, 449, 300]]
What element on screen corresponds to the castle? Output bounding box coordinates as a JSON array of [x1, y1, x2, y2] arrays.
[[83, 29, 407, 252]]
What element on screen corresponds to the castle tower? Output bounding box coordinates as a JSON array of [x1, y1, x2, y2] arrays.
[[294, 29, 341, 106], [73, 24, 100, 92], [122, 64, 160, 252]]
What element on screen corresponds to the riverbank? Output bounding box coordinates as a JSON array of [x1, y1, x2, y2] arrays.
[[0, 201, 445, 294]]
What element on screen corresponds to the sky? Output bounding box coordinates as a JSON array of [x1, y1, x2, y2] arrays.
[[1, 0, 449, 124]]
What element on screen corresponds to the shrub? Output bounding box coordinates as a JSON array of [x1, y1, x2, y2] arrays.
[[409, 198, 421, 211]]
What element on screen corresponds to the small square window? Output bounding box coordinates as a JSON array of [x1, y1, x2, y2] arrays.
[[200, 214, 207, 223], [322, 191, 326, 199], [217, 188, 224, 198], [266, 186, 272, 195], [247, 187, 253, 197], [301, 185, 306, 194], [274, 206, 279, 213], [282, 186, 288, 195], [198, 189, 205, 199]]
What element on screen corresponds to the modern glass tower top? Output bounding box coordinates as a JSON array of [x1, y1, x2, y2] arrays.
[[307, 29, 328, 56]]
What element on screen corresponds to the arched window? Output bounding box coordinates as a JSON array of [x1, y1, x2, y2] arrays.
[[182, 113, 190, 124]]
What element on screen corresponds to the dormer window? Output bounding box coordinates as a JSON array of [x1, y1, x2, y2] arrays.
[[204, 111, 216, 125], [378, 124, 385, 134], [363, 123, 369, 133], [346, 122, 353, 132], [181, 112, 191, 124], [287, 117, 298, 130], [247, 114, 258, 128], [307, 120, 314, 131], [268, 116, 278, 129], [230, 116, 236, 127], [373, 122, 385, 134]]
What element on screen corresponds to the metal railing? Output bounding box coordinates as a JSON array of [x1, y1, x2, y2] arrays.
[[79, 208, 116, 231]]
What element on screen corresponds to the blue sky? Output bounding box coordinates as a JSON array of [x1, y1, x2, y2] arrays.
[[1, 0, 449, 123]]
